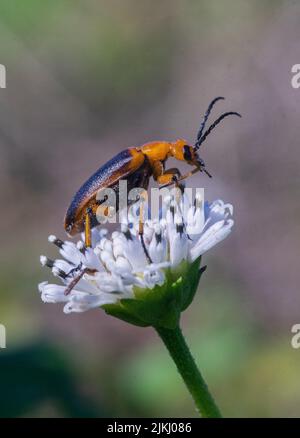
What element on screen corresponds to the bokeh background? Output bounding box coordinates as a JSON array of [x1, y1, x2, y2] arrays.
[[0, 0, 299, 417]]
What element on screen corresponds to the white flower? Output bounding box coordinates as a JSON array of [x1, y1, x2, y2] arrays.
[[38, 193, 234, 316]]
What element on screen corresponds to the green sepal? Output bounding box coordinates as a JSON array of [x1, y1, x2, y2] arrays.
[[102, 257, 204, 329]]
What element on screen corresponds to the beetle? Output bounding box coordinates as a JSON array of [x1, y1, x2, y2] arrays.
[[63, 97, 240, 292]]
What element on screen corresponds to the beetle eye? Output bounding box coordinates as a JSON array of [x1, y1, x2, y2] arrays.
[[183, 145, 192, 161]]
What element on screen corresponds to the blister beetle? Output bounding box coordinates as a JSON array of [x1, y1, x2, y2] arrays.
[[63, 97, 240, 294]]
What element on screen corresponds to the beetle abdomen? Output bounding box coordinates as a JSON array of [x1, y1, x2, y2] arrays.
[[65, 148, 146, 235]]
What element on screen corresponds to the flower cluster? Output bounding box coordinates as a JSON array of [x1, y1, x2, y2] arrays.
[[39, 193, 233, 326]]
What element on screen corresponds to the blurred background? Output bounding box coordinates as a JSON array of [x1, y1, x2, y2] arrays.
[[0, 0, 299, 417]]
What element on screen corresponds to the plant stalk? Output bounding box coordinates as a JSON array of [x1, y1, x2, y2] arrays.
[[155, 325, 222, 418]]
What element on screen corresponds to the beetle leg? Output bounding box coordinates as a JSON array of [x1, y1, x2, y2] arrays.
[[159, 167, 204, 189], [64, 267, 97, 295], [155, 165, 185, 192], [176, 165, 212, 185], [66, 262, 83, 278], [138, 195, 152, 264], [84, 207, 92, 248], [153, 161, 178, 184]]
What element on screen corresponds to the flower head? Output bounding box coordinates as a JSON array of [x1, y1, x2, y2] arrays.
[[39, 192, 234, 328]]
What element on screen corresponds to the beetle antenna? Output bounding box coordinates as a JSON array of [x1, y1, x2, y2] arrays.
[[195, 111, 241, 150], [195, 97, 225, 150], [203, 168, 212, 178]]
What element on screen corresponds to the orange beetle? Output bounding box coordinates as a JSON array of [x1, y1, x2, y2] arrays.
[[65, 96, 241, 248], [62, 97, 240, 294]]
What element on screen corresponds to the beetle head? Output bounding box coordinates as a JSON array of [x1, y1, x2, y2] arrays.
[[171, 139, 211, 177]]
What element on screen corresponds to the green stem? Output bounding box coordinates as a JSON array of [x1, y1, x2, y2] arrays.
[[155, 325, 222, 418]]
